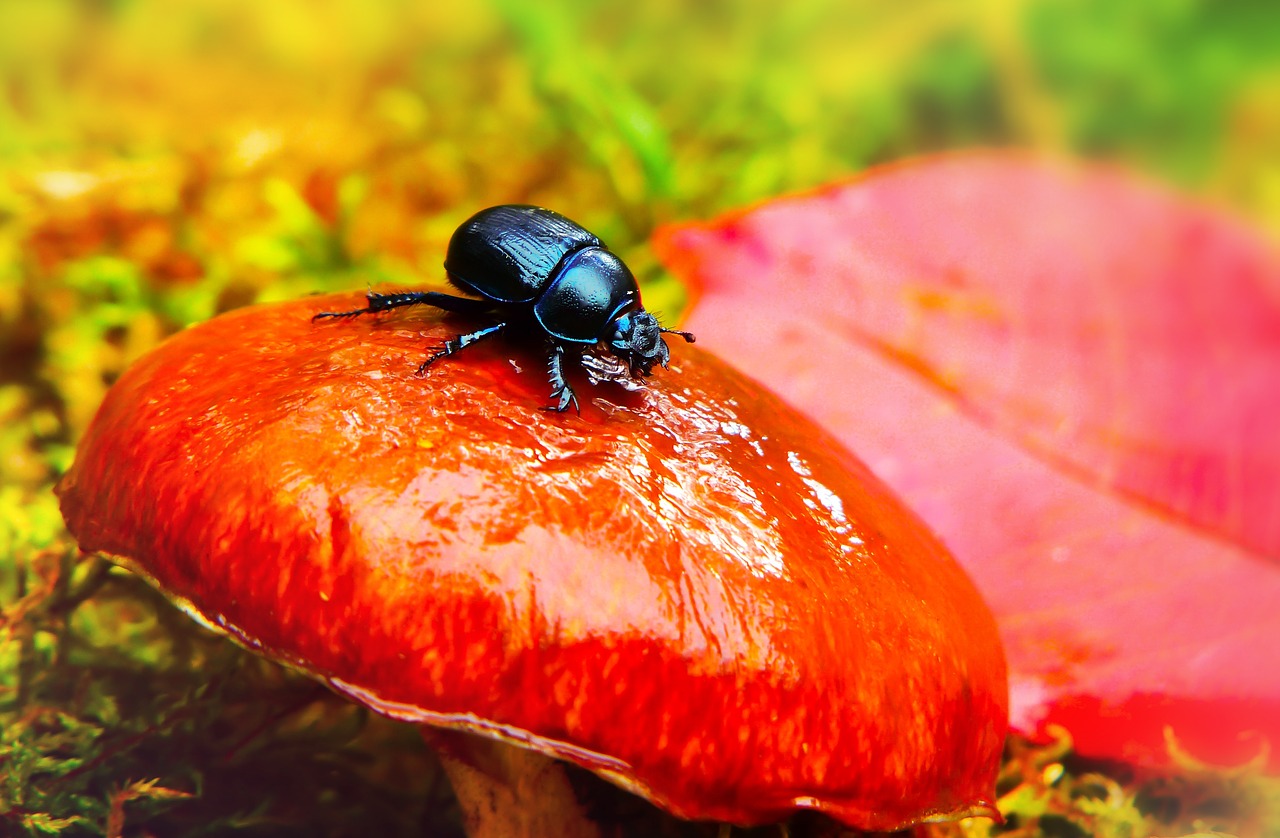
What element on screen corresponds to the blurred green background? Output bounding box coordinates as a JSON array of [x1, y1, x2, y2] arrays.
[[2, 0, 1279, 835]]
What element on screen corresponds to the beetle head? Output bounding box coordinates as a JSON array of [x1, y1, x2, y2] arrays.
[[608, 310, 695, 377]]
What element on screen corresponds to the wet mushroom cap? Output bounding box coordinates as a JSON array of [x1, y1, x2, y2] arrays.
[[57, 292, 1008, 830]]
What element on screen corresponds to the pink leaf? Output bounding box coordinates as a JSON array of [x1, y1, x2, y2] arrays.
[[653, 152, 1280, 770]]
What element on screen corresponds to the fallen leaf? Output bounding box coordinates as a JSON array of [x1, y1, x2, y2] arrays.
[[653, 152, 1280, 770]]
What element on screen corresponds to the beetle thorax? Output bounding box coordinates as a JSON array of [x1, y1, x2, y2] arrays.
[[533, 248, 640, 344]]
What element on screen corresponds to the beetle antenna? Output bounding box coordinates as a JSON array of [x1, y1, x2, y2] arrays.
[[651, 311, 696, 344]]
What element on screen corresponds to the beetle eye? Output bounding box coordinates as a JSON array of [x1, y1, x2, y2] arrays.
[[609, 313, 635, 351]]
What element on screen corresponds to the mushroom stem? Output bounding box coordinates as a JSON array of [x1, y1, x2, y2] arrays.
[[425, 729, 602, 838]]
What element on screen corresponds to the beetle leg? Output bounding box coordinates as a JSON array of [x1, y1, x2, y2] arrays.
[[543, 342, 580, 414], [416, 323, 507, 375], [313, 290, 493, 321]]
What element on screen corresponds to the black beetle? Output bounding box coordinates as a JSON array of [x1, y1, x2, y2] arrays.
[[314, 205, 694, 412]]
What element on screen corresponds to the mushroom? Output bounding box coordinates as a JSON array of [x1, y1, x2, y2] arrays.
[[56, 292, 1008, 835]]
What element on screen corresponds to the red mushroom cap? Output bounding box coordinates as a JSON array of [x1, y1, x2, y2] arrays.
[[57, 292, 1007, 830]]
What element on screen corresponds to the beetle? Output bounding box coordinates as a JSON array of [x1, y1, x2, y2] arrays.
[[313, 205, 694, 412]]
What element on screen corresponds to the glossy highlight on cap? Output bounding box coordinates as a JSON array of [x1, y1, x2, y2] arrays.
[[57, 291, 1008, 830]]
